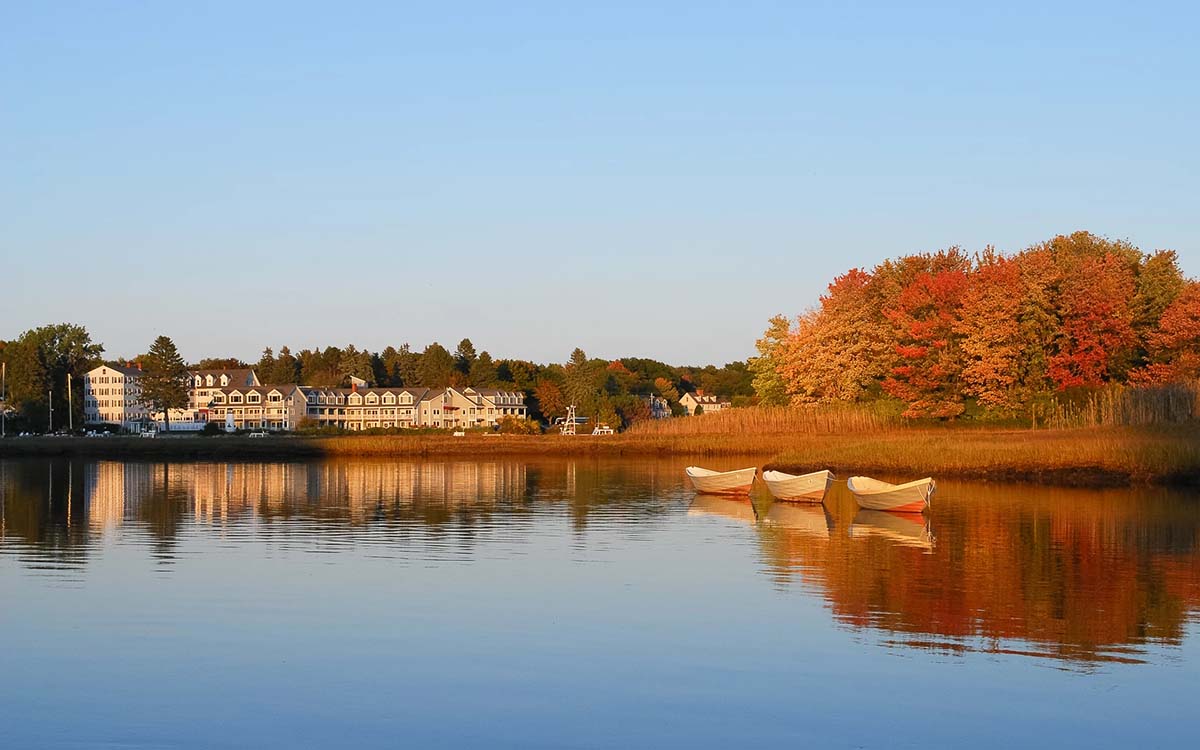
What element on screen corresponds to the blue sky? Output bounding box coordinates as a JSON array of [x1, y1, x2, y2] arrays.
[[3, 1, 1196, 365]]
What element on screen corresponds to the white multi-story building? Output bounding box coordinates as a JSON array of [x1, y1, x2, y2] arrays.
[[294, 385, 527, 431], [85, 363, 528, 432], [82, 364, 151, 429]]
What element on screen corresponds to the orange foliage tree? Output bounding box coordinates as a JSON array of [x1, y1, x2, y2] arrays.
[[754, 232, 1195, 419]]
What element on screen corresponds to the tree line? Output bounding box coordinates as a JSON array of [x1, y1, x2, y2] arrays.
[[750, 231, 1200, 419], [0, 328, 753, 432]]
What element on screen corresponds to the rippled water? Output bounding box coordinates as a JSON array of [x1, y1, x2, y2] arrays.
[[1, 457, 1198, 748]]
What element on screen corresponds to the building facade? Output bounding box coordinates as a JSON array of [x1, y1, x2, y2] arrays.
[[205, 384, 307, 431], [85, 364, 528, 432], [82, 364, 151, 429], [298, 385, 527, 431], [679, 391, 731, 416]]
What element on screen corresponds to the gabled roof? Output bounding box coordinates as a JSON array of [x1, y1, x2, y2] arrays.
[[97, 364, 143, 377], [191, 369, 259, 387]]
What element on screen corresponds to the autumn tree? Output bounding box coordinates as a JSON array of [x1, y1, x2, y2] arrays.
[[1047, 251, 1136, 388], [954, 249, 1026, 413], [652, 376, 679, 403], [533, 378, 566, 423], [881, 266, 969, 418], [141, 335, 189, 431], [1142, 282, 1200, 381], [778, 267, 898, 403], [749, 314, 792, 406]]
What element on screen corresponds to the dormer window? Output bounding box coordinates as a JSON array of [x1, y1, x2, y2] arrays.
[[248, 393, 261, 404], [213, 394, 225, 403], [206, 375, 214, 387], [230, 394, 243, 404], [220, 375, 229, 386]]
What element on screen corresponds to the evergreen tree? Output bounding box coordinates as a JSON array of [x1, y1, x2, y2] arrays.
[[141, 335, 189, 431], [469, 351, 497, 387], [454, 338, 477, 376], [420, 343, 456, 386]]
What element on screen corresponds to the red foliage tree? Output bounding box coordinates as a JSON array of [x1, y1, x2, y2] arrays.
[[882, 268, 969, 418], [1047, 252, 1136, 389]]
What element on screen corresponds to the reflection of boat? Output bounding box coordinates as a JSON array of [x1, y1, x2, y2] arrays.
[[849, 510, 934, 549], [847, 476, 935, 513], [763, 502, 831, 538], [762, 469, 834, 502], [687, 494, 758, 524], [685, 466, 757, 495]]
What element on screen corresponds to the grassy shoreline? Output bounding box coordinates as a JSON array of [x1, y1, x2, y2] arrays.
[[1, 425, 1198, 487]]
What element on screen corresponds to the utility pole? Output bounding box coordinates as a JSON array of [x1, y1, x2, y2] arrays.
[[48, 388, 53, 434]]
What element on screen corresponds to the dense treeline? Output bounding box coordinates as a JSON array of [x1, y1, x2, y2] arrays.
[[252, 340, 753, 426], [750, 232, 1200, 419], [0, 327, 753, 432]]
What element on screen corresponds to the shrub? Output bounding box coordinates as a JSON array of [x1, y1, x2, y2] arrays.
[[498, 416, 541, 434]]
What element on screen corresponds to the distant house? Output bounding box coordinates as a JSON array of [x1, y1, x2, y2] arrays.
[[679, 391, 731, 416], [646, 394, 672, 419]]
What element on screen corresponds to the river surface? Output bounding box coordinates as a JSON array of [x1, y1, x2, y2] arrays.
[[1, 457, 1198, 748]]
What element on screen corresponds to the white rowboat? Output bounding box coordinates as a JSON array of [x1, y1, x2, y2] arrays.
[[762, 469, 835, 503], [684, 466, 757, 495], [846, 476, 935, 513]]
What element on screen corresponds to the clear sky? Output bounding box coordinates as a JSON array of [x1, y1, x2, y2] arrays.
[[3, 1, 1197, 365]]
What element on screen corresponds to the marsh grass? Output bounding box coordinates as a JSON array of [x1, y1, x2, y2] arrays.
[[626, 402, 905, 436], [1044, 381, 1200, 429]]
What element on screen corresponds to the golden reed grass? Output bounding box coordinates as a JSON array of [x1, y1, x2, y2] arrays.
[[626, 402, 903, 436], [1044, 381, 1200, 429]]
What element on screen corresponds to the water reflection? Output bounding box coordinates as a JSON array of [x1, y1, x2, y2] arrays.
[[2, 458, 1198, 669], [752, 481, 1200, 666]]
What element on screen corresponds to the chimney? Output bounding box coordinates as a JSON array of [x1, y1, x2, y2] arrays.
[[351, 382, 357, 392], [696, 389, 705, 396]]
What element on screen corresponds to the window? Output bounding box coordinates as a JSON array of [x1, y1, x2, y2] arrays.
[[231, 394, 243, 404], [248, 393, 261, 404]]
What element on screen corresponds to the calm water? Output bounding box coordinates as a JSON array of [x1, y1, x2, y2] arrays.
[[1, 457, 1198, 749]]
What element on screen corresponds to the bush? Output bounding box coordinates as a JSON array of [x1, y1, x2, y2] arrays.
[[201, 422, 222, 436], [498, 416, 542, 434]]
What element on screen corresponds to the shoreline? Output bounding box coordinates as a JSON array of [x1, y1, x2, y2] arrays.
[[2, 426, 1198, 488]]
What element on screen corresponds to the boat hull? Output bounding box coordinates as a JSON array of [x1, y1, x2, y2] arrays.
[[762, 469, 834, 502], [685, 467, 757, 495], [847, 477, 935, 513]]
